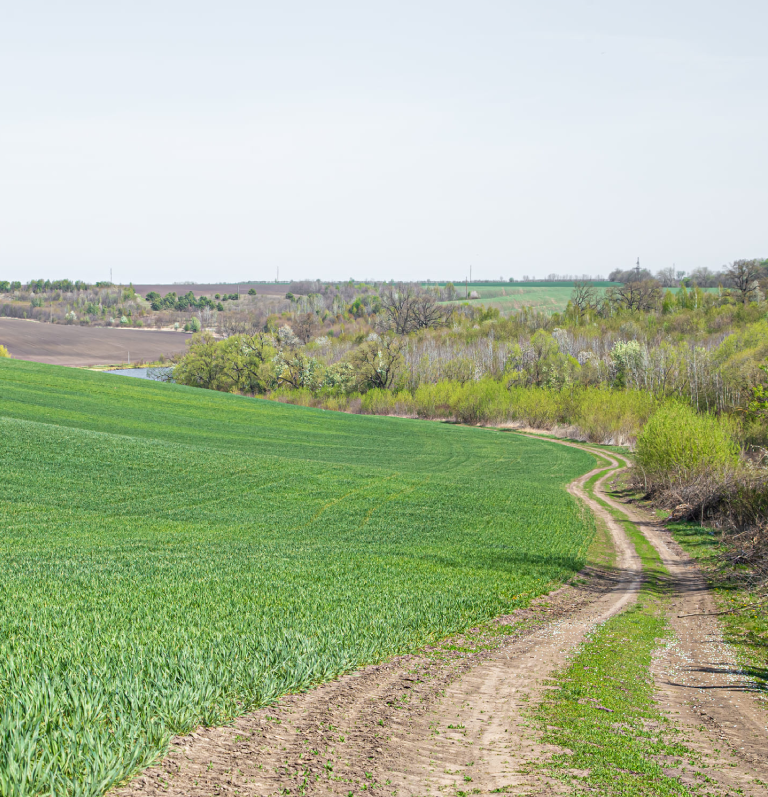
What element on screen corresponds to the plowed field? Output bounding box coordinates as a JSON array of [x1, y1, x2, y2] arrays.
[[0, 317, 189, 366]]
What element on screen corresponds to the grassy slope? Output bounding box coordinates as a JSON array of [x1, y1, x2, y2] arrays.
[[0, 359, 596, 796]]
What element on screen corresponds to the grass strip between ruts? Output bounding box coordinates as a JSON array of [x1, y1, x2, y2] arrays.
[[531, 462, 709, 797]]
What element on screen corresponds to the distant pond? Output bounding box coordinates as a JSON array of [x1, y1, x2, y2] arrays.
[[106, 367, 173, 381]]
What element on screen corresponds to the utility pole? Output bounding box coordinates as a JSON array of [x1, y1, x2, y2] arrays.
[[466, 277, 468, 298], [110, 268, 112, 284], [277, 265, 279, 283], [470, 264, 472, 283], [635, 257, 641, 278]]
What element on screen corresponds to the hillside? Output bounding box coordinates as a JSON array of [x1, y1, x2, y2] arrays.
[[0, 359, 595, 795]]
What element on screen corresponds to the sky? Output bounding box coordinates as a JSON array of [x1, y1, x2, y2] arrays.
[[1, 1, 766, 284]]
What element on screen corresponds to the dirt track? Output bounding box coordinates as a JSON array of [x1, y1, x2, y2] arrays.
[[113, 443, 768, 796], [0, 317, 190, 366], [599, 455, 768, 792]]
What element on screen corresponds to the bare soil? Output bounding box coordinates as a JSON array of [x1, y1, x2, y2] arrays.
[[111, 443, 768, 797], [0, 317, 190, 366]]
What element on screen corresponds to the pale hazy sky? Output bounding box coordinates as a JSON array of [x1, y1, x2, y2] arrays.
[[1, 1, 766, 284]]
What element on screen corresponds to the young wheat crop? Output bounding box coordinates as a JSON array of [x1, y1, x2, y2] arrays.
[[0, 359, 596, 796]]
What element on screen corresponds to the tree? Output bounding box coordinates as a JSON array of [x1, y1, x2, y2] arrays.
[[273, 350, 323, 390], [569, 281, 598, 319], [350, 334, 406, 389], [294, 312, 318, 344], [606, 279, 662, 312], [248, 288, 257, 295], [725, 259, 762, 304], [379, 283, 418, 334], [411, 293, 452, 330], [655, 266, 679, 288], [173, 332, 234, 390], [379, 283, 451, 334], [609, 267, 653, 283]]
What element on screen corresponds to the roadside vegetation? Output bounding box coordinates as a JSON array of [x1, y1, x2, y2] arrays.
[[0, 358, 596, 796]]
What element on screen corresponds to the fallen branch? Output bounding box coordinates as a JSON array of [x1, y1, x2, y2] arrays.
[[677, 592, 768, 618]]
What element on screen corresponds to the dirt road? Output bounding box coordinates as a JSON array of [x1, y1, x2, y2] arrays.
[[114, 442, 768, 796], [599, 452, 768, 790]]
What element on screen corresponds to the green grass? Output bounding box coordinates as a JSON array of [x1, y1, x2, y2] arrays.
[[0, 359, 597, 796], [447, 285, 597, 314], [433, 282, 719, 315]]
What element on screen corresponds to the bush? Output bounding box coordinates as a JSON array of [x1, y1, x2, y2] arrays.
[[0, 344, 10, 358], [635, 403, 739, 490], [569, 389, 656, 444]]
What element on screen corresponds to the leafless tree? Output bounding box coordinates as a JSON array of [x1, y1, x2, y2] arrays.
[[218, 315, 262, 337], [609, 267, 653, 283], [379, 283, 451, 334], [607, 279, 662, 312], [570, 281, 598, 318], [725, 259, 763, 305], [411, 293, 452, 330], [686, 267, 721, 288], [379, 283, 418, 334], [655, 266, 679, 288]]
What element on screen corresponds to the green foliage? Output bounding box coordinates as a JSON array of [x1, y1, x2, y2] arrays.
[[395, 380, 655, 443], [0, 359, 597, 795], [635, 403, 739, 487], [610, 340, 643, 388], [173, 331, 277, 393]]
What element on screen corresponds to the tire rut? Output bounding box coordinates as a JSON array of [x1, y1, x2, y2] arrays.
[[595, 454, 768, 793]]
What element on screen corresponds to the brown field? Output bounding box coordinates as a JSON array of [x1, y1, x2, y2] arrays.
[[0, 318, 190, 367], [133, 282, 287, 297]]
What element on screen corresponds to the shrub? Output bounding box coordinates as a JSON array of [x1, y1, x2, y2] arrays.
[[0, 344, 9, 358], [635, 403, 739, 490], [569, 389, 656, 445]]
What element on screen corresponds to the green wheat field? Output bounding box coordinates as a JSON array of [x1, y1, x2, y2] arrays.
[[0, 359, 596, 795]]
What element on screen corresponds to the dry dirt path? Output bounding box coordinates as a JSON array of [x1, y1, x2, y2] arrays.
[[594, 450, 768, 793], [115, 450, 646, 797]]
